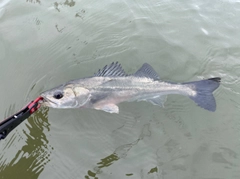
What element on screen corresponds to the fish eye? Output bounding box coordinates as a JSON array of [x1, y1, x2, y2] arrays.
[[53, 91, 63, 99]]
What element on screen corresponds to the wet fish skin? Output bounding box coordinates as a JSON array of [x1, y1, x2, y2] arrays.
[[40, 62, 221, 113]]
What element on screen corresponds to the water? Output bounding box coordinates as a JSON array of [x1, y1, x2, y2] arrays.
[[0, 0, 240, 178]]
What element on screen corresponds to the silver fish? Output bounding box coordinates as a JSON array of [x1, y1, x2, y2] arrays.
[[40, 62, 221, 113]]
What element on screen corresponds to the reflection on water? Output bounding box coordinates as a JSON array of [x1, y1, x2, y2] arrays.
[[0, 107, 52, 179], [84, 139, 139, 178], [64, 0, 75, 7], [84, 123, 157, 179], [26, 0, 41, 4], [54, 0, 76, 12], [1, 0, 240, 178]]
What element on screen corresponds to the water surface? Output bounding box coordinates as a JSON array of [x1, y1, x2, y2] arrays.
[[0, 0, 240, 178]]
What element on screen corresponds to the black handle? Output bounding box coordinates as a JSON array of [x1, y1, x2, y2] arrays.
[[0, 97, 43, 140], [0, 104, 36, 140]]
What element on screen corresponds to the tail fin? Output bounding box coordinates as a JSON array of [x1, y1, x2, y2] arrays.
[[184, 77, 221, 112]]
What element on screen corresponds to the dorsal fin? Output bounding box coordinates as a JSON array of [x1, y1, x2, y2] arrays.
[[94, 62, 127, 77], [133, 63, 160, 80]]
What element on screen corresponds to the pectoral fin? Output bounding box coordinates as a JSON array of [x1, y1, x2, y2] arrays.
[[94, 104, 119, 114]]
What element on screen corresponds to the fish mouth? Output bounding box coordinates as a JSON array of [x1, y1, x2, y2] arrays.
[[40, 94, 57, 107]]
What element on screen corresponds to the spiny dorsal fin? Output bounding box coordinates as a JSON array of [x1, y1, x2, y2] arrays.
[[133, 63, 160, 80], [94, 62, 127, 77]]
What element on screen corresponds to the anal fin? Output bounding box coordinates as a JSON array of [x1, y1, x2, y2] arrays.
[[94, 104, 119, 114], [146, 96, 167, 107]]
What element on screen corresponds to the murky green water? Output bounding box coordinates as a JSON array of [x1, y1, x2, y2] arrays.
[[0, 0, 240, 178]]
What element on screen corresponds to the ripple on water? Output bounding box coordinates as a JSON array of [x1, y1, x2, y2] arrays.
[[0, 107, 53, 178], [199, 45, 240, 112], [1, 0, 240, 178]]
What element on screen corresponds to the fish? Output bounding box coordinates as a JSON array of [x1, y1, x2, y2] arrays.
[[40, 62, 221, 113]]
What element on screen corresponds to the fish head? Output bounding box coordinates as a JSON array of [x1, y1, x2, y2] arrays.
[[40, 84, 90, 108]]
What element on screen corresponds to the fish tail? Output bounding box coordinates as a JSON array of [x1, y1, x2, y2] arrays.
[[184, 77, 221, 111]]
